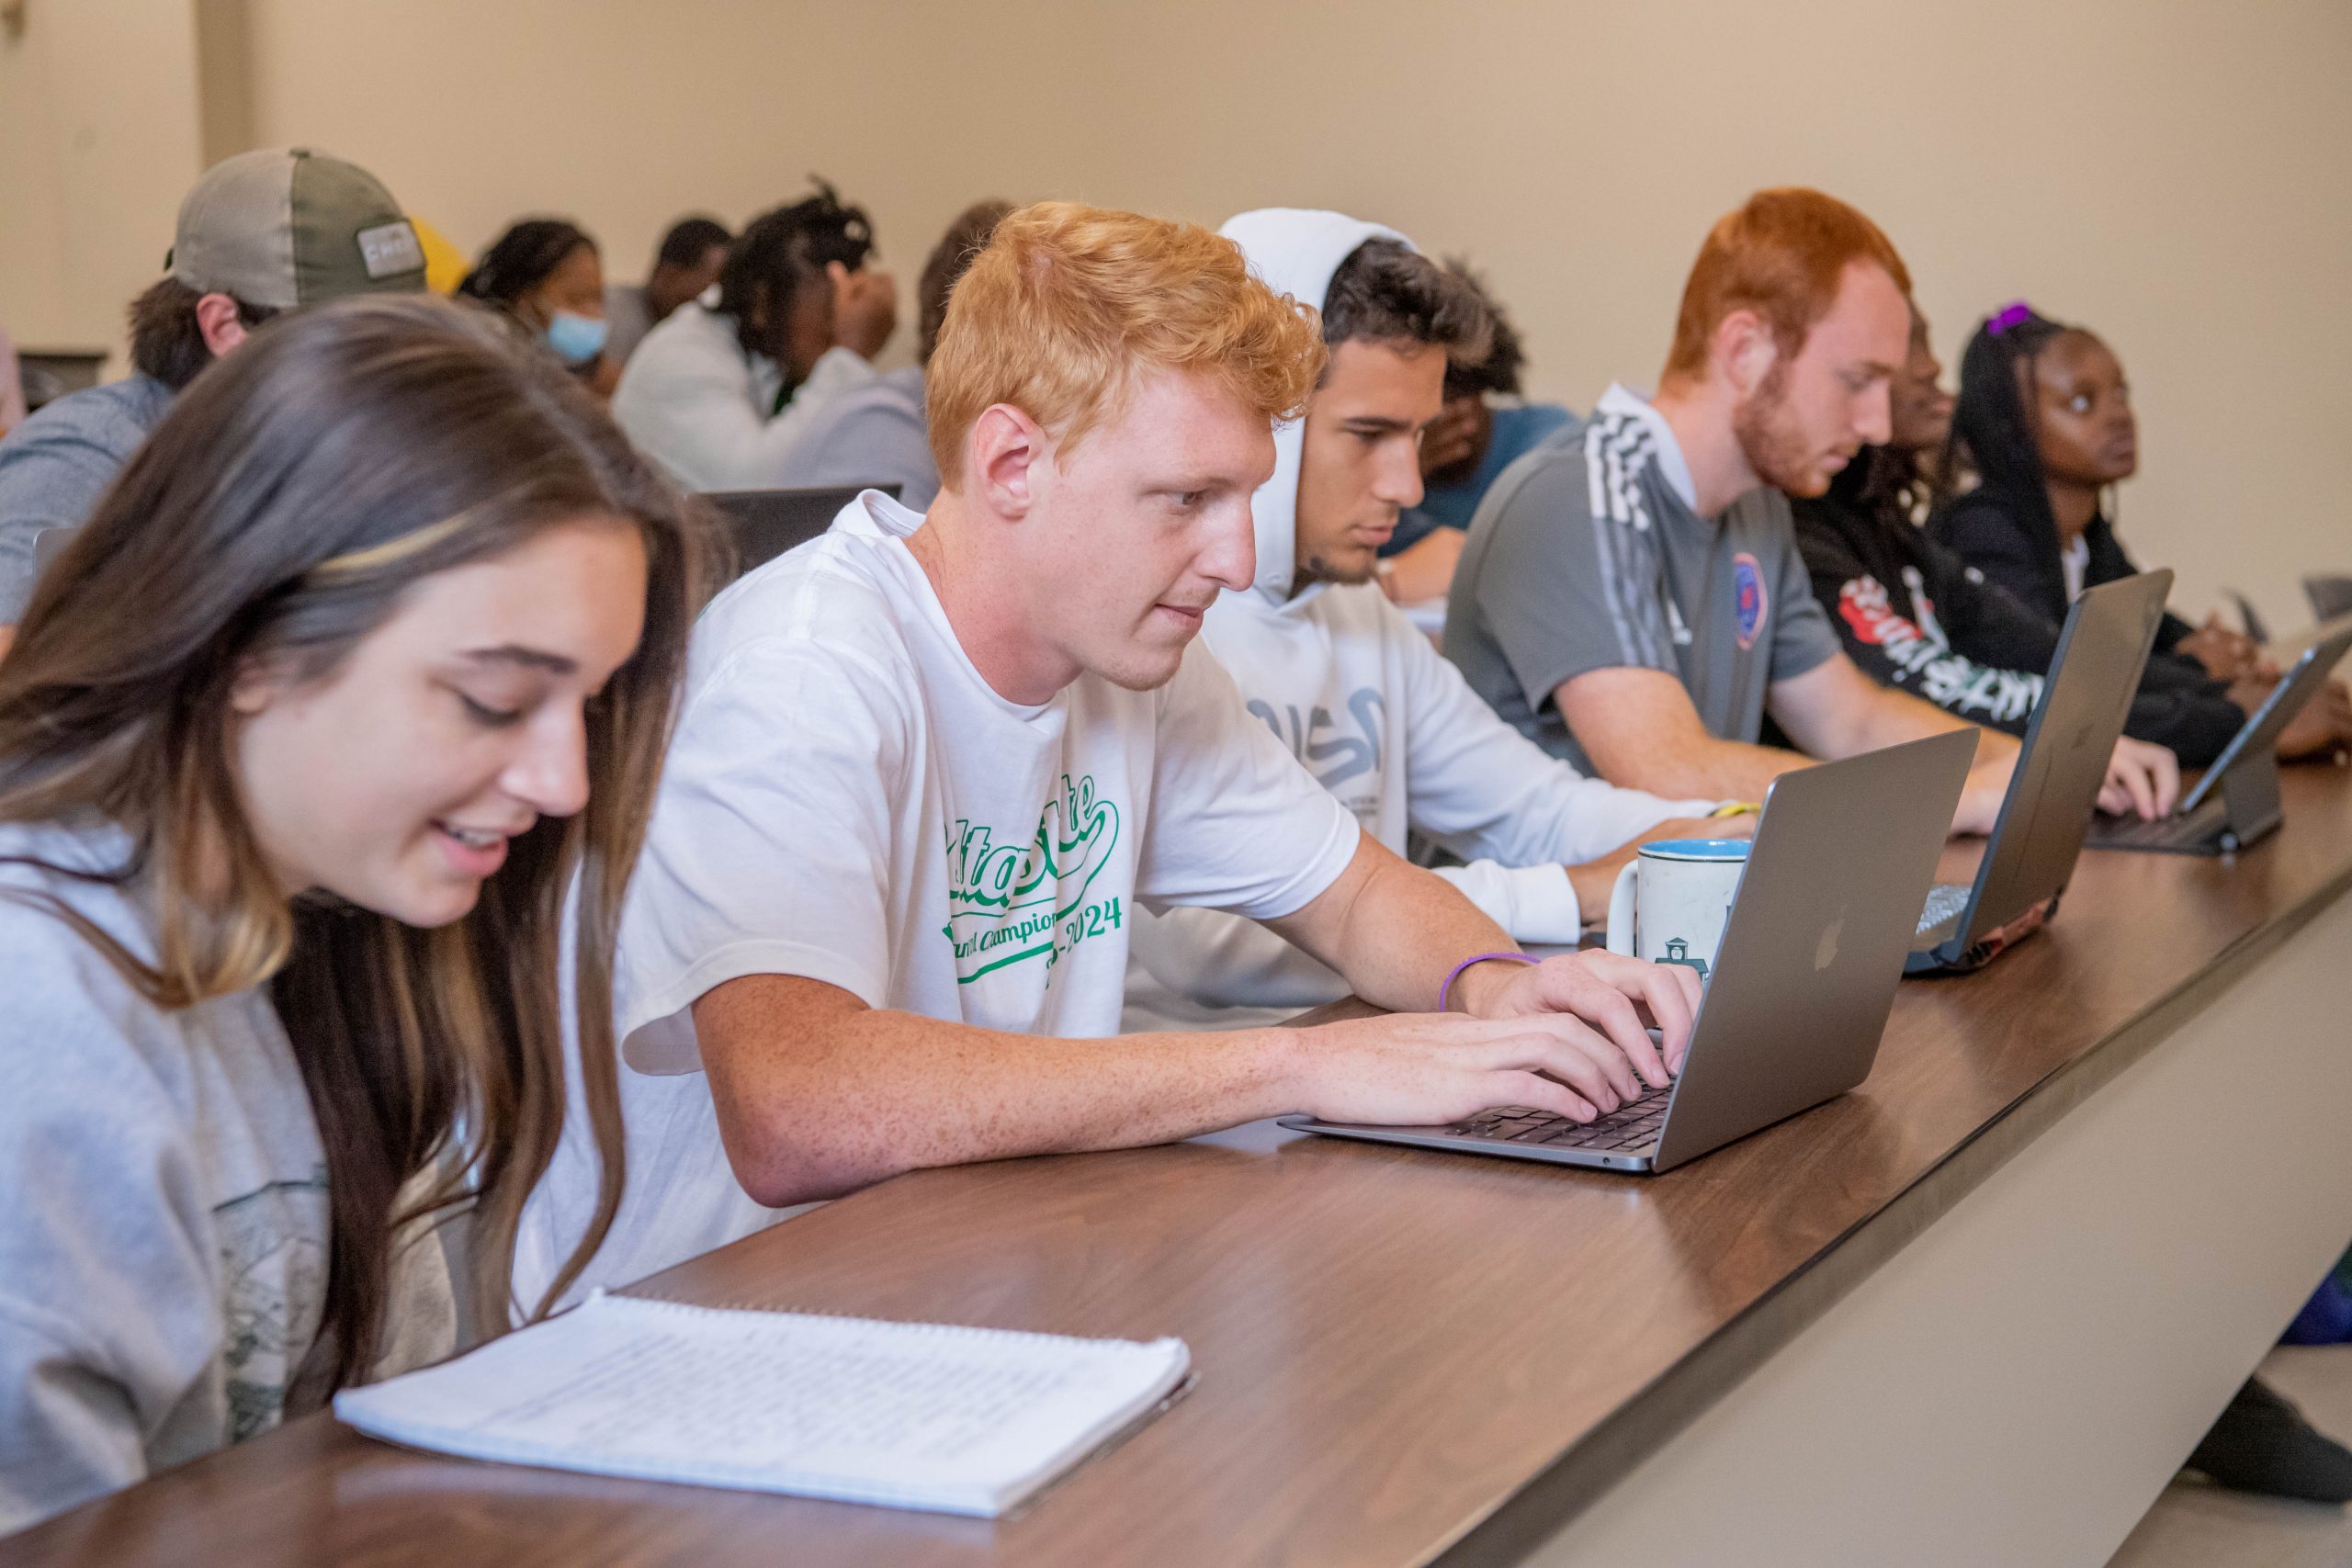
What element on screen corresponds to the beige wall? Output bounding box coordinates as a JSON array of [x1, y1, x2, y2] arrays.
[[6, 0, 2347, 623], [0, 0, 203, 360]]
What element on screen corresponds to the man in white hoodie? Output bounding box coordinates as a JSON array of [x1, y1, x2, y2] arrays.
[[1125, 211, 1726, 1030]]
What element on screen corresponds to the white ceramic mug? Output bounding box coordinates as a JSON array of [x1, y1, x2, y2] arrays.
[[1604, 838, 1750, 982]]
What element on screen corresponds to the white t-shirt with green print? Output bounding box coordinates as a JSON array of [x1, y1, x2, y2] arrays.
[[515, 491, 1362, 1310]]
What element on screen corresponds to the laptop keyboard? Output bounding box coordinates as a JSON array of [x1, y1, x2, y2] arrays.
[[1444, 1082, 1674, 1153], [1916, 882, 1971, 937], [2095, 795, 2226, 849]]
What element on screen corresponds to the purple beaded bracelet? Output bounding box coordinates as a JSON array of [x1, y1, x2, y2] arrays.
[[1438, 951, 1536, 1013]]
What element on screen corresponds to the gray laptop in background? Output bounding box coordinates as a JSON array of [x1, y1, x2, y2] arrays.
[[1278, 728, 1975, 1175], [1909, 570, 2171, 973], [2086, 615, 2352, 856], [701, 483, 902, 580]]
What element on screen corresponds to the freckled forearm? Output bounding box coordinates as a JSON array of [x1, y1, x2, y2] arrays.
[[1284, 850, 1517, 1015], [1565, 674, 1803, 801], [702, 1007, 1306, 1206], [1589, 724, 1804, 802], [1861, 683, 2011, 766]]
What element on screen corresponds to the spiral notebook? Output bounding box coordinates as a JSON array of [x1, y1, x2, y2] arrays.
[[333, 1292, 1192, 1517]]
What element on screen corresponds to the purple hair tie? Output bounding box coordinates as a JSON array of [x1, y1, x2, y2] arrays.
[[1986, 300, 2036, 336]]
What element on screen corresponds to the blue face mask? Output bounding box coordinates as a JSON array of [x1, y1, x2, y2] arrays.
[[545, 310, 608, 365]]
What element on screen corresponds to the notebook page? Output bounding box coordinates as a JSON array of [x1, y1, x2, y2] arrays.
[[334, 1293, 1190, 1517]]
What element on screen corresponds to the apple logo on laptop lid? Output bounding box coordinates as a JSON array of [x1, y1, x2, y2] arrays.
[[1815, 908, 1847, 973]]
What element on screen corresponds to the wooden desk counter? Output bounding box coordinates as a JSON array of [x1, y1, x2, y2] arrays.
[[11, 766, 2352, 1568]]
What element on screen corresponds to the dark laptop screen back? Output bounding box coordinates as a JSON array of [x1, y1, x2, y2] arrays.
[[702, 484, 902, 577], [2176, 616, 2352, 815], [1968, 570, 2169, 933]]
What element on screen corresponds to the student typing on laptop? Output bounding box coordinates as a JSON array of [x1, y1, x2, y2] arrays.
[[516, 204, 1699, 1310], [1442, 189, 2173, 829]]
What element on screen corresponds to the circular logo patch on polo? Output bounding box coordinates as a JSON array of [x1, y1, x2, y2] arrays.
[[1732, 551, 1769, 650]]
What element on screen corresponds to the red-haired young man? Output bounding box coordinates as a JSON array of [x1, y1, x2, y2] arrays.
[[519, 204, 1705, 1308], [1444, 188, 2173, 832]]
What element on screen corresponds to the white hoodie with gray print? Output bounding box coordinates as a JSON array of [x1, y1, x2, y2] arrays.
[[1123, 209, 1713, 1031]]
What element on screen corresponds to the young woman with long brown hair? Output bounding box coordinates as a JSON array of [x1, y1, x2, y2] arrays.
[[0, 294, 718, 1530]]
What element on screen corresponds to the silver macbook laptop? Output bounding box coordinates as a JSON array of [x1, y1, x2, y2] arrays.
[[1277, 728, 1974, 1174], [1909, 570, 2171, 973]]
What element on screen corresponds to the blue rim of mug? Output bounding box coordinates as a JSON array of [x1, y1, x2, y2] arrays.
[[1636, 838, 1750, 861]]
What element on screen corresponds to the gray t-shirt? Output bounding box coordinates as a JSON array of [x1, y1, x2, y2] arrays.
[[1445, 383, 1840, 771], [0, 374, 175, 621], [0, 818, 453, 1532]]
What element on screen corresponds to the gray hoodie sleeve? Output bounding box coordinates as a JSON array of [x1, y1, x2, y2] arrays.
[[0, 912, 230, 1534]]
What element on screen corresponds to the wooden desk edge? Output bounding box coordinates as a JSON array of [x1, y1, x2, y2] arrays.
[[1430, 855, 2352, 1568]]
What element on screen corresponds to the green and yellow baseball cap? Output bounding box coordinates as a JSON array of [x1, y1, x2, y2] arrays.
[[168, 147, 427, 308]]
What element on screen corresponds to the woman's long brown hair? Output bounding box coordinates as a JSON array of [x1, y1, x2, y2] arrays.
[[0, 295, 722, 1398]]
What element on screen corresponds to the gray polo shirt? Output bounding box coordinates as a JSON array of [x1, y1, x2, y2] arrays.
[[0, 374, 176, 620], [1444, 383, 1839, 772]]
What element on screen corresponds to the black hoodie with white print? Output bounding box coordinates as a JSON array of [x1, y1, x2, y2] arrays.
[[1792, 465, 2242, 766]]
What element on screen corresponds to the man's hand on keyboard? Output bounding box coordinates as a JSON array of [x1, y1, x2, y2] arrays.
[[1295, 1010, 1653, 1126], [1456, 950, 1702, 1078], [2098, 736, 2180, 820]]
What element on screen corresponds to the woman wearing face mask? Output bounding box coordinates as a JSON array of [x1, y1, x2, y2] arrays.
[[0, 294, 717, 1532], [457, 218, 621, 399], [1932, 302, 2351, 760]]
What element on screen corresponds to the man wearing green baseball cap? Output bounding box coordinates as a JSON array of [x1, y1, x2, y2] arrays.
[[0, 148, 425, 628]]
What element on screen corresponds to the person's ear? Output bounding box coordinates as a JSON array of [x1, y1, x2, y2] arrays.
[[966, 404, 1048, 521], [195, 293, 250, 359], [1715, 308, 1778, 399], [228, 654, 282, 717]]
